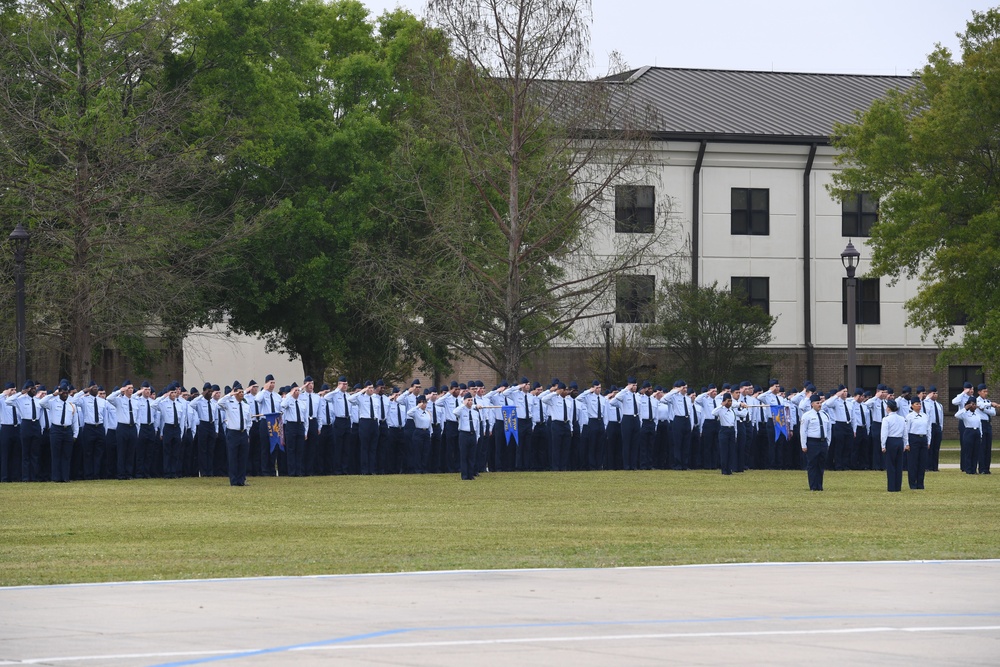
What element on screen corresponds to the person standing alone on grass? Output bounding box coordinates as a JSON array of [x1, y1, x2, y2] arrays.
[[880, 400, 906, 492], [904, 396, 930, 489], [799, 394, 831, 491]]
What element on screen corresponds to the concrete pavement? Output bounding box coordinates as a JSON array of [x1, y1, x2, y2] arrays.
[[1, 560, 999, 666]]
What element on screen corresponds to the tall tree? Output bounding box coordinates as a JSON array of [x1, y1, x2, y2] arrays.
[[0, 0, 243, 384], [830, 8, 1000, 373], [363, 0, 677, 381], [182, 0, 435, 380], [643, 282, 776, 388]]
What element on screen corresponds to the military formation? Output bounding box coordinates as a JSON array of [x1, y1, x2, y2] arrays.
[[0, 374, 994, 489]]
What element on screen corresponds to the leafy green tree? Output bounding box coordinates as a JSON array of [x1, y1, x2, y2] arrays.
[[178, 0, 428, 380], [0, 0, 243, 384], [830, 8, 1000, 373], [643, 282, 776, 388]]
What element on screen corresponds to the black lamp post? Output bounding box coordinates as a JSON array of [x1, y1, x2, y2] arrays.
[[602, 320, 612, 387], [9, 222, 29, 388], [841, 239, 861, 394]]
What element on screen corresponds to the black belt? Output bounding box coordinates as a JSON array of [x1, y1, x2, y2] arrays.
[[52, 424, 72, 429], [86, 422, 102, 427]]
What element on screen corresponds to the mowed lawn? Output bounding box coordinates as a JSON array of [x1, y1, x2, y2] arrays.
[[2, 463, 997, 587]]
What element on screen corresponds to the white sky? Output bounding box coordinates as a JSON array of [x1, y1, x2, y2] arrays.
[[361, 0, 996, 76]]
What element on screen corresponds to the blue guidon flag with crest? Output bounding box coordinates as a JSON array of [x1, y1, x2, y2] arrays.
[[501, 405, 518, 445], [263, 413, 285, 452], [770, 405, 791, 442]]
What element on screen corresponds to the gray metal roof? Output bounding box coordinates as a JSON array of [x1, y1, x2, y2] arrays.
[[619, 67, 918, 143]]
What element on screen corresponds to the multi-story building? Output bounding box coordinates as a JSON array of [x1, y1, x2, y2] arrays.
[[479, 67, 986, 415], [179, 67, 985, 428]]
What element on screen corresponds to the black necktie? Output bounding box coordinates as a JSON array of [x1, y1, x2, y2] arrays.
[[343, 392, 348, 416], [308, 394, 313, 418], [295, 398, 301, 423], [860, 403, 866, 426], [432, 402, 437, 425], [597, 396, 602, 419], [129, 399, 134, 425], [60, 400, 66, 426], [239, 400, 244, 430], [525, 394, 530, 420], [817, 411, 824, 437], [173, 400, 178, 425], [380, 397, 385, 420], [147, 400, 151, 424], [467, 409, 472, 432], [647, 398, 652, 420], [94, 397, 100, 424], [563, 398, 567, 421], [207, 400, 212, 424], [632, 393, 637, 415], [683, 396, 689, 417], [843, 401, 848, 421], [270, 394, 275, 412], [369, 395, 375, 419], [31, 398, 36, 421], [325, 400, 330, 424]]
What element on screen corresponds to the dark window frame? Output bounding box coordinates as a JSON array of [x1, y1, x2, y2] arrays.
[[842, 191, 878, 237], [615, 275, 655, 324], [731, 187, 770, 236], [731, 276, 770, 314], [615, 185, 655, 234], [842, 278, 881, 325], [844, 365, 881, 394]]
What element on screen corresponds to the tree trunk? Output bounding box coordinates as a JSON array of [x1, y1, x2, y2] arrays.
[[69, 6, 92, 387], [297, 347, 328, 386]]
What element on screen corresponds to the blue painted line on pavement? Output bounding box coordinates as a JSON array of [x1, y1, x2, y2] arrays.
[[146, 611, 1000, 667]]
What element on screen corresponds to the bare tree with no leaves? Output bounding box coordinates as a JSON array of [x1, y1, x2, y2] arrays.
[[363, 0, 682, 381]]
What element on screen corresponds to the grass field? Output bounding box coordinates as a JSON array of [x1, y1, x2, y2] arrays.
[[2, 464, 997, 587]]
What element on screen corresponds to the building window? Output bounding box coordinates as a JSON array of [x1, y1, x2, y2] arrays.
[[731, 277, 770, 314], [616, 275, 655, 324], [615, 185, 655, 233], [842, 278, 880, 325], [948, 365, 984, 414], [731, 188, 769, 235], [842, 192, 878, 237], [844, 365, 881, 393]]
